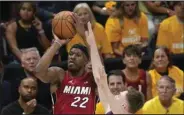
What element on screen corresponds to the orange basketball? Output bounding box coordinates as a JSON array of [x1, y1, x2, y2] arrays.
[[52, 11, 76, 39]]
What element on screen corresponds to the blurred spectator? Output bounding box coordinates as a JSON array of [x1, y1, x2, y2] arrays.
[[5, 2, 50, 62], [0, 60, 12, 111], [92, 1, 116, 26], [1, 77, 50, 115], [139, 1, 175, 37], [95, 70, 126, 114], [157, 1, 184, 54], [149, 47, 184, 98], [142, 76, 184, 114], [105, 1, 149, 57], [121, 45, 152, 101], [3, 47, 52, 110], [67, 3, 113, 59], [179, 92, 184, 100]]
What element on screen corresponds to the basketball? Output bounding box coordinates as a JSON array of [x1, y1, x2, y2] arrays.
[[52, 11, 76, 39]]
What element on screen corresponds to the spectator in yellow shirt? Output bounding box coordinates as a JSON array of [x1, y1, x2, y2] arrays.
[[142, 76, 184, 114], [157, 2, 184, 54], [105, 1, 149, 57], [67, 3, 113, 59], [149, 47, 184, 98], [95, 70, 126, 114]]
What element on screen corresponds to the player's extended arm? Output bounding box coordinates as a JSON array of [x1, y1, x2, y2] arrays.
[[34, 32, 70, 83], [85, 22, 128, 114]]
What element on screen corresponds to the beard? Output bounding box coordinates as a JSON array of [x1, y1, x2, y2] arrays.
[[21, 94, 35, 103]]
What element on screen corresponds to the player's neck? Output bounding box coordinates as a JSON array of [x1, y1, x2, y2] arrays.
[[69, 68, 85, 77]]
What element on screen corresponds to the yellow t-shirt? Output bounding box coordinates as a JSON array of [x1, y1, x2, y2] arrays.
[[95, 102, 105, 114], [142, 96, 184, 114], [149, 66, 184, 97], [67, 22, 113, 55], [157, 15, 184, 54], [105, 12, 149, 53]]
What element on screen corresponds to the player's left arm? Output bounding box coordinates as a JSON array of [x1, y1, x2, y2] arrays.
[[85, 22, 127, 114], [146, 72, 152, 100]]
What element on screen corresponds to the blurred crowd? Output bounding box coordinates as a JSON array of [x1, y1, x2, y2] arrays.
[[0, 1, 184, 114]]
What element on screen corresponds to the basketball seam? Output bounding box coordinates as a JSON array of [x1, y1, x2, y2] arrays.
[[53, 16, 60, 31], [65, 21, 75, 38], [60, 12, 64, 39]]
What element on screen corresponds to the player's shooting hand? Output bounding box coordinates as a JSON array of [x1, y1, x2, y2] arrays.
[[52, 30, 71, 46], [23, 99, 37, 114]]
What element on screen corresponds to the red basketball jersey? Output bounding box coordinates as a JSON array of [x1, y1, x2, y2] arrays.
[[124, 69, 147, 99], [54, 71, 96, 114]]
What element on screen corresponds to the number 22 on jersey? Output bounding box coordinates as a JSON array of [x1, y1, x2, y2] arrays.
[[71, 96, 89, 108]]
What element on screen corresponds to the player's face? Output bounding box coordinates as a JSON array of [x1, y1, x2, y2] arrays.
[[77, 7, 90, 25], [153, 49, 169, 70], [19, 78, 37, 102], [108, 75, 125, 95], [19, 3, 35, 21], [123, 1, 137, 17], [123, 54, 141, 68], [21, 51, 40, 72], [68, 48, 87, 71], [175, 2, 184, 18], [157, 79, 176, 102]]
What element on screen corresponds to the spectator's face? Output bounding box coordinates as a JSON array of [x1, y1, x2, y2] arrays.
[[19, 78, 37, 102], [77, 8, 90, 25], [21, 51, 40, 72], [108, 75, 125, 95], [19, 3, 34, 21], [153, 49, 169, 70], [157, 79, 176, 102], [123, 54, 141, 68], [123, 2, 137, 17], [68, 48, 88, 71], [175, 2, 184, 18]]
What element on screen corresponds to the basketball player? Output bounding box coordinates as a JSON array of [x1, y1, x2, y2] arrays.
[[34, 19, 96, 114], [85, 22, 144, 114]]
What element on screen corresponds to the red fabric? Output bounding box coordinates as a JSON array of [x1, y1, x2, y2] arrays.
[[124, 69, 147, 99], [54, 71, 96, 114]]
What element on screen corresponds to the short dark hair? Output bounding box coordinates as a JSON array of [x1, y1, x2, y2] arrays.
[[70, 44, 89, 59], [107, 70, 125, 84], [20, 77, 38, 87], [122, 45, 142, 59], [126, 86, 145, 113]]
